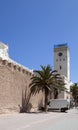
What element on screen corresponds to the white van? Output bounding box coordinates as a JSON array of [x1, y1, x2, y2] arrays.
[[47, 99, 70, 112]]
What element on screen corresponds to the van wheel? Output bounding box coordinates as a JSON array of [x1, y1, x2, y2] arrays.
[[61, 108, 65, 112]]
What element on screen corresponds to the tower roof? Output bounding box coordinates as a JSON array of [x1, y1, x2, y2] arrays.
[[54, 43, 68, 48]]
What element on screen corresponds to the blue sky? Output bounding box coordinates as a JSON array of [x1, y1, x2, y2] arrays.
[[0, 0, 78, 83]]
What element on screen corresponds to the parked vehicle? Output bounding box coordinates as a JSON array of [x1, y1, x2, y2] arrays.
[[47, 99, 70, 112]]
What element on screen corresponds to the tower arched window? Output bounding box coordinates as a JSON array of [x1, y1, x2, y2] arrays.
[[60, 65, 62, 70]]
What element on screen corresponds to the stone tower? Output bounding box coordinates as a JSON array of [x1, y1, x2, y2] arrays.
[[54, 43, 70, 81], [54, 44, 71, 99]]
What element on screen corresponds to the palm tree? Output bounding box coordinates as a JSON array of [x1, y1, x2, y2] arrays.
[[70, 83, 78, 106], [29, 65, 65, 112]]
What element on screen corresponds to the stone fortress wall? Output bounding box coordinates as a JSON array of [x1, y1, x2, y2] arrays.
[[0, 43, 44, 114]]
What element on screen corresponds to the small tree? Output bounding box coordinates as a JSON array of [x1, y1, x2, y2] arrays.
[[70, 83, 78, 106], [29, 65, 65, 112]]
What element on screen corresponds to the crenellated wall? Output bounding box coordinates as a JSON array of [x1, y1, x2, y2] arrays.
[[0, 59, 44, 114]]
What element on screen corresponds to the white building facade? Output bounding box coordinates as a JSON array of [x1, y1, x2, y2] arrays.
[[0, 42, 9, 60]]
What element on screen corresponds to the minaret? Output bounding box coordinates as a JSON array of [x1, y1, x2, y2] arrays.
[[54, 43, 70, 81]]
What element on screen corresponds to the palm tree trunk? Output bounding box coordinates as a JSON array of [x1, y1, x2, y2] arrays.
[[44, 88, 48, 112]]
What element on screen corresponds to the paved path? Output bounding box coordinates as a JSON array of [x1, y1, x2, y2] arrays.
[[0, 108, 78, 130]]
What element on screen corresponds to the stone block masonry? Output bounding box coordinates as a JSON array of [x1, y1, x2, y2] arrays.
[[0, 59, 44, 114]]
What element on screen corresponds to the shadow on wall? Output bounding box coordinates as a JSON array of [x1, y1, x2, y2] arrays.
[[19, 89, 44, 113], [20, 89, 32, 113]]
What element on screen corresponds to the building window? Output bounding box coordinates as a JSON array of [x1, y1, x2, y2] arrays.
[[56, 59, 58, 62], [60, 65, 62, 70], [63, 58, 65, 61]]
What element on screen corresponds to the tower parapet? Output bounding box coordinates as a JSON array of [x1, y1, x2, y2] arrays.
[[54, 43, 68, 48]]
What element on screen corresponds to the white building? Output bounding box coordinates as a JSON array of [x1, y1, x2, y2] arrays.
[[0, 42, 9, 60], [54, 43, 71, 100]]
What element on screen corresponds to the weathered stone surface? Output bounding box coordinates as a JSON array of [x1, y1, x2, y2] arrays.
[[0, 61, 44, 114]]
